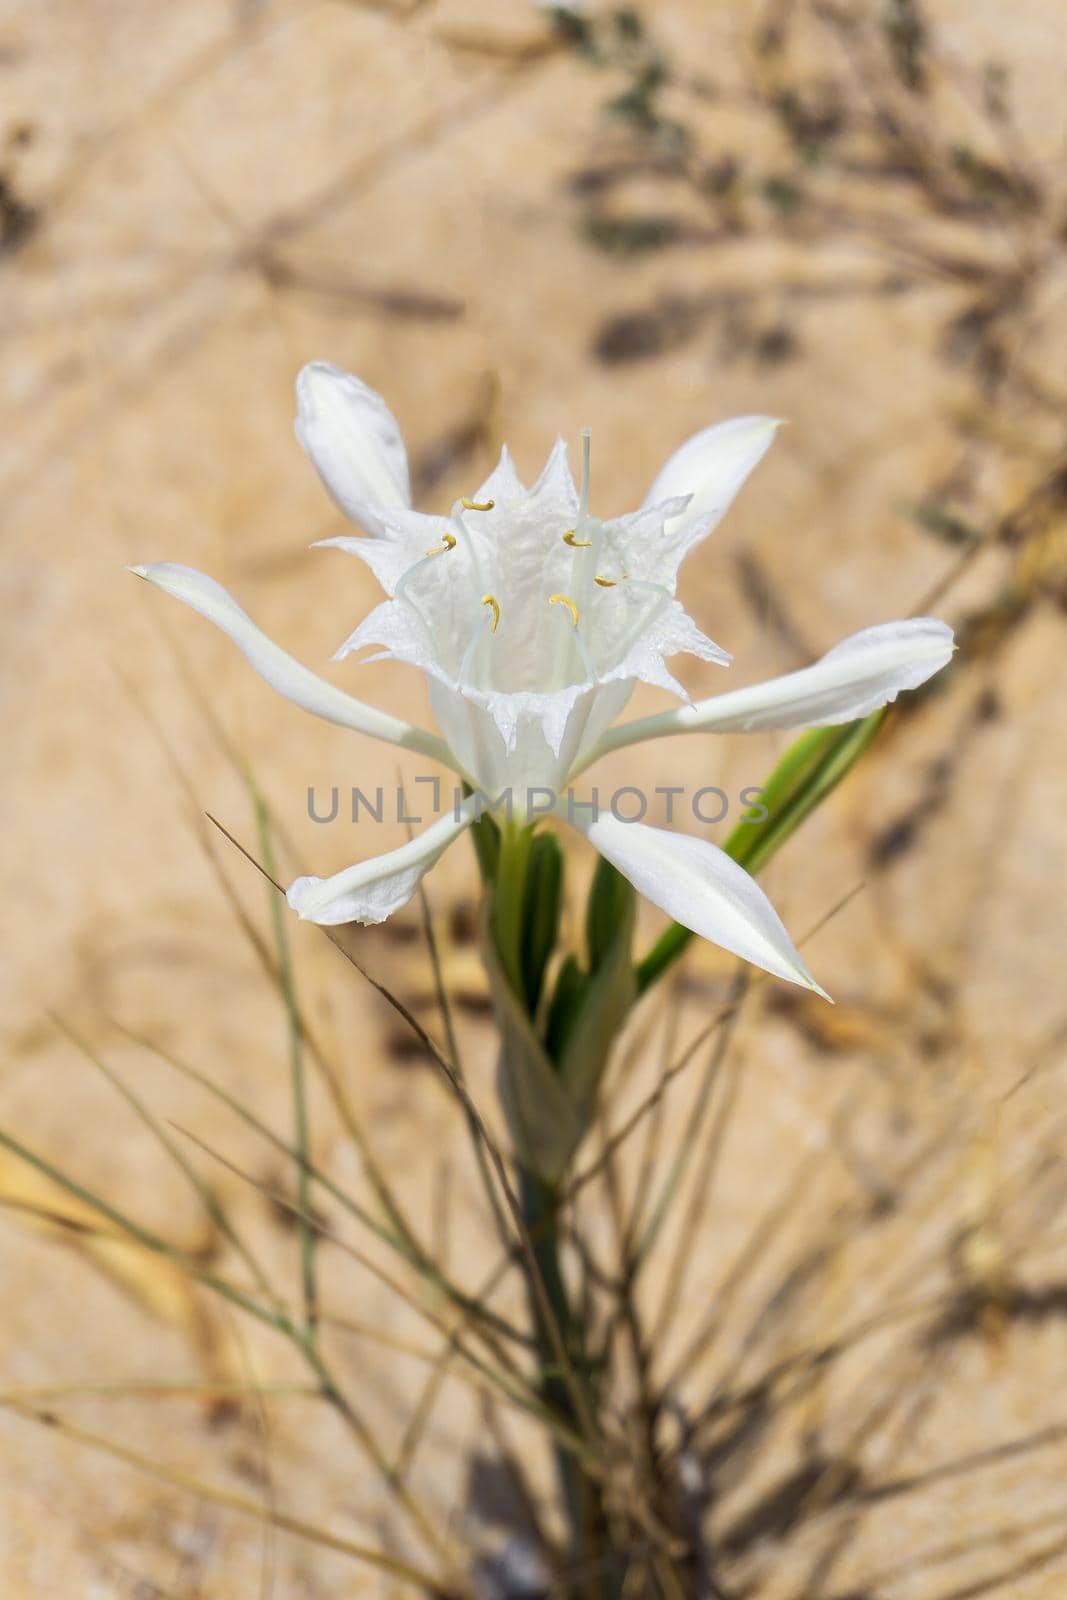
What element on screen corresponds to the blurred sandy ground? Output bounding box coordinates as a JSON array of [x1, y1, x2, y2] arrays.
[[2, 0, 1067, 1594]]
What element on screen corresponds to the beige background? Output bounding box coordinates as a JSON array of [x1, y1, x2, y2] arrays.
[[2, 1, 1067, 1594]]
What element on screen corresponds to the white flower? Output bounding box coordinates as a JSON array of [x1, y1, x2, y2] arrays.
[[132, 364, 955, 997]]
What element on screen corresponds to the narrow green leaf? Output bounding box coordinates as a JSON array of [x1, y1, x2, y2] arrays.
[[545, 955, 589, 1065], [483, 916, 583, 1184], [727, 709, 886, 875], [585, 854, 635, 974], [635, 711, 886, 993], [522, 832, 564, 1012], [560, 888, 636, 1131], [469, 807, 502, 882]]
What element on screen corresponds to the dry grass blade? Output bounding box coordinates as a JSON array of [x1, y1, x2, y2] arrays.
[[390, 1313, 460, 1487], [0, 1124, 288, 1335], [0, 1381, 318, 1402], [127, 642, 427, 1274], [635, 974, 748, 1296], [663, 1140, 831, 1395], [0, 1120, 465, 1583], [205, 812, 607, 1463], [570, 884, 866, 1203], [168, 1118, 597, 1463], [840, 1502, 1067, 1593], [415, 871, 511, 1251], [49, 1011, 281, 1314], [120, 1023, 532, 1354], [625, 977, 685, 1248], [566, 999, 741, 1204], [253, 793, 318, 1343], [1, 1402, 447, 1592]]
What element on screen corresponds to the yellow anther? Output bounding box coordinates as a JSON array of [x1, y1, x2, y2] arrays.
[[594, 575, 617, 588], [481, 593, 501, 633], [463, 498, 495, 512], [426, 532, 457, 556], [548, 593, 580, 628], [563, 529, 593, 548]]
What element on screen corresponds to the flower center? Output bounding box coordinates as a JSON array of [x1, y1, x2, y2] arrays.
[[393, 430, 674, 699]]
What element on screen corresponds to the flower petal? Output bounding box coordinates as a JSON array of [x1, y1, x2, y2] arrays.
[[593, 619, 954, 758], [311, 534, 414, 596], [571, 811, 828, 996], [129, 563, 456, 766], [472, 443, 527, 509], [288, 798, 477, 925], [527, 435, 579, 519], [642, 415, 781, 549], [295, 362, 411, 537]]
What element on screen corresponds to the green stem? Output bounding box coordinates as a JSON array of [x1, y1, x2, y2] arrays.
[[519, 1169, 613, 1589], [488, 824, 617, 1588]]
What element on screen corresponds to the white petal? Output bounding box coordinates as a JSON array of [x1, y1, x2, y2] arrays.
[[312, 534, 413, 595], [333, 595, 430, 667], [288, 798, 477, 925], [295, 362, 411, 537], [129, 563, 455, 766], [594, 619, 955, 757], [472, 444, 527, 508], [425, 678, 634, 805], [526, 436, 579, 520], [642, 415, 781, 548], [612, 601, 732, 698], [573, 812, 828, 996]]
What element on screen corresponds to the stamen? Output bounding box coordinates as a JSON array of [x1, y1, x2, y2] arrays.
[[426, 532, 457, 556], [594, 574, 620, 587], [450, 500, 486, 591], [459, 598, 497, 686], [548, 593, 580, 628], [395, 556, 440, 652], [549, 592, 598, 683], [462, 498, 495, 512], [564, 529, 593, 548]]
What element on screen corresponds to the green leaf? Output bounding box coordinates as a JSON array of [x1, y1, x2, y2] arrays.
[[545, 955, 589, 1065], [522, 832, 564, 1012], [727, 709, 886, 875], [560, 886, 636, 1131], [585, 854, 635, 973], [469, 806, 501, 882], [483, 911, 583, 1183], [635, 710, 886, 993]]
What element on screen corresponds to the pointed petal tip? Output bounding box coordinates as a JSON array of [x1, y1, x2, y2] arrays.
[[127, 564, 149, 579], [805, 972, 834, 1004], [736, 414, 787, 444], [781, 946, 831, 1002], [726, 413, 785, 434], [644, 412, 783, 544]]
